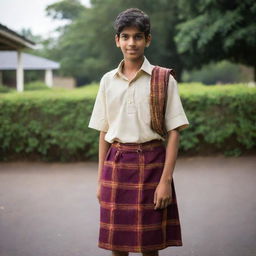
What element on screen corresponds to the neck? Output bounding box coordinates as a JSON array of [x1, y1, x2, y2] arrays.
[[123, 56, 144, 73]]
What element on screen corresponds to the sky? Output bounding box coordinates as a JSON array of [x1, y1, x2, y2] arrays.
[[0, 0, 91, 38]]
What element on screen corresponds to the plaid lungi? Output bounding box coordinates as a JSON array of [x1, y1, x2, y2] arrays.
[[98, 139, 183, 252]]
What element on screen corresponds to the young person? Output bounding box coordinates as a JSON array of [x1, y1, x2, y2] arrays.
[[88, 8, 189, 256]]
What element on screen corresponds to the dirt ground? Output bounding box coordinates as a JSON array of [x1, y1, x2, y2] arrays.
[[0, 156, 255, 256]]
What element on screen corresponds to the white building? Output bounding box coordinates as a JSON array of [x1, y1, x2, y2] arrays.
[[0, 23, 60, 92], [0, 51, 60, 89]]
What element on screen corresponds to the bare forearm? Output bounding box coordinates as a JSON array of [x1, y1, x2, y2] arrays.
[[159, 129, 180, 183], [98, 131, 111, 184]]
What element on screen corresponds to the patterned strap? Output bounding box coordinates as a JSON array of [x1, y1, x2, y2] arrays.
[[150, 66, 176, 138]]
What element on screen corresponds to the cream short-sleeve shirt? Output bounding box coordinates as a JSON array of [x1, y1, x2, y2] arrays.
[[88, 56, 189, 143]]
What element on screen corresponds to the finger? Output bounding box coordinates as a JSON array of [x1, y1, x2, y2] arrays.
[[160, 199, 165, 209], [155, 199, 160, 209], [162, 199, 168, 209], [153, 191, 157, 205], [164, 197, 172, 208], [161, 199, 166, 209], [155, 199, 162, 210], [154, 200, 159, 209]]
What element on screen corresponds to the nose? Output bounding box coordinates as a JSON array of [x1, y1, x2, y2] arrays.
[[128, 37, 136, 46]]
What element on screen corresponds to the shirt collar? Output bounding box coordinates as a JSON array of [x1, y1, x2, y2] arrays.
[[113, 56, 154, 78]]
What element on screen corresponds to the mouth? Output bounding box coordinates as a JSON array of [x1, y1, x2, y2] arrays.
[[126, 49, 138, 54]]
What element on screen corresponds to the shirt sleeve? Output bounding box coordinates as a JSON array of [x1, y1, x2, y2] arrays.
[[165, 75, 189, 132], [88, 75, 109, 132]]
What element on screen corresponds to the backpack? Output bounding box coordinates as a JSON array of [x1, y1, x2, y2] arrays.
[[150, 66, 176, 138]]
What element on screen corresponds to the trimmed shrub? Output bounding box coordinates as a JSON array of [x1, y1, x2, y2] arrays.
[[182, 61, 253, 84], [178, 83, 256, 156], [0, 86, 97, 161], [0, 83, 255, 161], [25, 81, 50, 91], [0, 84, 15, 93]]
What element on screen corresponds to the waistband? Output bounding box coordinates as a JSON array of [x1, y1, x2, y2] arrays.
[[111, 139, 164, 152]]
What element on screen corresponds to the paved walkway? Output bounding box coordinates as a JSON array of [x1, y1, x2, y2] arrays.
[[0, 156, 255, 256]]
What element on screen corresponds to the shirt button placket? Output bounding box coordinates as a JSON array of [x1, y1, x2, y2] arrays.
[[127, 82, 136, 113], [127, 82, 133, 104]]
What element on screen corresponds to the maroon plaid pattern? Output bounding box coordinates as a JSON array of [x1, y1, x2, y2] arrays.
[[98, 139, 182, 253], [150, 66, 176, 138]]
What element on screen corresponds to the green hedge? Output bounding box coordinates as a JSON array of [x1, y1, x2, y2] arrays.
[[179, 83, 256, 156], [0, 83, 255, 161], [0, 85, 99, 161], [0, 84, 15, 93], [24, 81, 50, 91]]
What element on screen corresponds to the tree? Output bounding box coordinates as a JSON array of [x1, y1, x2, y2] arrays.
[[43, 0, 185, 83], [175, 0, 256, 80], [46, 0, 86, 21], [20, 28, 42, 43]]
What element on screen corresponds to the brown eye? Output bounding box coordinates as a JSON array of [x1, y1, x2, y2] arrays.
[[121, 34, 128, 40], [135, 34, 143, 40]]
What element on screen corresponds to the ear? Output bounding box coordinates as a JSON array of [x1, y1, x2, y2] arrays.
[[145, 34, 152, 48], [115, 35, 120, 48]]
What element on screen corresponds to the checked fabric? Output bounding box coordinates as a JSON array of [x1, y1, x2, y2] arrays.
[[98, 139, 182, 253]]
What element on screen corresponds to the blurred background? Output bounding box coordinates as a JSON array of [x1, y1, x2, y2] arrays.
[[0, 0, 255, 89], [0, 1, 255, 256]]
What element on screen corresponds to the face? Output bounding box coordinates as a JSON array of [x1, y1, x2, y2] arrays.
[[115, 26, 151, 62]]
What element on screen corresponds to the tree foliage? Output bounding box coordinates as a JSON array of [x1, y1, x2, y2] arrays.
[[46, 0, 86, 20], [42, 0, 256, 83], [44, 0, 184, 83], [175, 0, 256, 78]]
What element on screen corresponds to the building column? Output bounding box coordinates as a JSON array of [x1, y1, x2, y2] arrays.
[[45, 69, 53, 87], [17, 51, 24, 92]]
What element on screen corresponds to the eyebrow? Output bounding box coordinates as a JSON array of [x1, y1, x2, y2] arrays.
[[120, 32, 144, 36]]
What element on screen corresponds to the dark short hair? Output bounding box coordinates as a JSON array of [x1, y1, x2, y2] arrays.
[[114, 8, 151, 37]]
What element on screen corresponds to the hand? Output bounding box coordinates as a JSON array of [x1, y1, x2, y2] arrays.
[[96, 183, 101, 204], [154, 180, 172, 210]]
